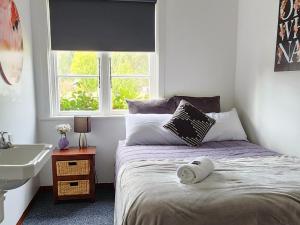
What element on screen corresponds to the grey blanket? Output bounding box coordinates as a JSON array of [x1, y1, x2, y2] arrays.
[[115, 156, 300, 225]]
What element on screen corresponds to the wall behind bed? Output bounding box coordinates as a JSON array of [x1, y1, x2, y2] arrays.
[[32, 0, 239, 185], [235, 0, 300, 157], [161, 0, 238, 110]]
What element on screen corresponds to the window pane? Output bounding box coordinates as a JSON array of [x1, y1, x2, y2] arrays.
[[57, 51, 99, 75], [112, 78, 150, 110], [59, 77, 99, 111], [111, 52, 150, 76]]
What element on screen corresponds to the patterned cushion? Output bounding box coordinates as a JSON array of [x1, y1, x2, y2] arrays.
[[163, 100, 216, 147]]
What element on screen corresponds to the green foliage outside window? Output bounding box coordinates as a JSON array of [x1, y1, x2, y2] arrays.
[[59, 52, 99, 111], [70, 52, 98, 75], [111, 52, 148, 75], [58, 52, 150, 111], [112, 78, 149, 110], [59, 77, 99, 111]]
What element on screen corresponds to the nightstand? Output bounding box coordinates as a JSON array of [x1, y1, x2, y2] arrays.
[[52, 147, 96, 202]]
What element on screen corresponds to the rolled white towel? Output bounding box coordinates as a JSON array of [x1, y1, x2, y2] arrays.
[[177, 158, 215, 184]]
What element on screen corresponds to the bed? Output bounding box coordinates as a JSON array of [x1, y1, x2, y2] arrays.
[[114, 140, 300, 225]]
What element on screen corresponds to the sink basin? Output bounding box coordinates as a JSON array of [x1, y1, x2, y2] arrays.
[[0, 191, 5, 224], [0, 144, 52, 190]]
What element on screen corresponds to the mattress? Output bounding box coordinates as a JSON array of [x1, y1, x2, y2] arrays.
[[115, 141, 300, 225]]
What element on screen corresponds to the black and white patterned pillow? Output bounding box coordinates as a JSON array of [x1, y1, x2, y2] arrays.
[[163, 100, 216, 147]]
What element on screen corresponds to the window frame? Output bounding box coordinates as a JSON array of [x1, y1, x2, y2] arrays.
[[49, 51, 158, 117]]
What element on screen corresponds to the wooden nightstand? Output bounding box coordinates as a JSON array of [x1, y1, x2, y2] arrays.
[[52, 147, 96, 202]]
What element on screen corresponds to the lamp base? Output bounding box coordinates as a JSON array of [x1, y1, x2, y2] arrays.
[[79, 133, 88, 149]]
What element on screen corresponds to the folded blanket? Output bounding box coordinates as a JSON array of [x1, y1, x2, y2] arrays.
[[177, 158, 214, 184]]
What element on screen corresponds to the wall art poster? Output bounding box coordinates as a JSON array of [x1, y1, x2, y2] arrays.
[[0, 0, 23, 85], [275, 0, 300, 71]]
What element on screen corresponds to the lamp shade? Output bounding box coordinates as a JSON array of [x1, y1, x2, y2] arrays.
[[74, 116, 91, 133]]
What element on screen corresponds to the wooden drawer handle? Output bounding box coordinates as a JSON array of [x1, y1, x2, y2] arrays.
[[68, 162, 77, 166], [70, 182, 79, 187]]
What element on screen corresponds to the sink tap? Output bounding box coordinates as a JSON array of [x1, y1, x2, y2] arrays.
[[0, 132, 12, 149]]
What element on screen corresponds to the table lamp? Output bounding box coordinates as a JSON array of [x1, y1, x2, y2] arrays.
[[74, 116, 91, 149]]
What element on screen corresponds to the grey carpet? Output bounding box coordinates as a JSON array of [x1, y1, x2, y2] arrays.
[[23, 188, 115, 225]]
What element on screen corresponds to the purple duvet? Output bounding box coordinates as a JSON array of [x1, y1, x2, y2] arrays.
[[115, 140, 279, 177]]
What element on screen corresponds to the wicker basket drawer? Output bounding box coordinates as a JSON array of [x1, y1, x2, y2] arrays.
[[57, 180, 90, 196], [56, 160, 90, 176]]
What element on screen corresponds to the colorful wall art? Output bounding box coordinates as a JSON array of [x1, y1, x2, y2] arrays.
[[0, 0, 23, 85], [275, 0, 300, 71]]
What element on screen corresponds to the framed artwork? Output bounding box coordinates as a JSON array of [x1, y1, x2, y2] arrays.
[[275, 0, 300, 71], [0, 0, 23, 85]]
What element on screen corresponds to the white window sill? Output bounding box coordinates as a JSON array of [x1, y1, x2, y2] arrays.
[[39, 114, 126, 121]]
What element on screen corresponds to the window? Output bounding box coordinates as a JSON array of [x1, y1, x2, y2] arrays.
[[50, 51, 157, 116]]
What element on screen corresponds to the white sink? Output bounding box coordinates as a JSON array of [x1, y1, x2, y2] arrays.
[[0, 191, 4, 224], [0, 144, 52, 190]]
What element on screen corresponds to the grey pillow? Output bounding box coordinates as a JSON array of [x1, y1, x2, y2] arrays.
[[126, 99, 175, 114], [170, 96, 220, 113]]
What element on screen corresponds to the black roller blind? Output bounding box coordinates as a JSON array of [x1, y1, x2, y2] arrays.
[[49, 0, 157, 51]]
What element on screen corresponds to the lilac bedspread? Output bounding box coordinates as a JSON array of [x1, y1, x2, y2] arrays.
[[115, 140, 279, 176]]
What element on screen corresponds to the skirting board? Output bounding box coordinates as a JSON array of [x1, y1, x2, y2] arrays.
[[16, 183, 114, 225]]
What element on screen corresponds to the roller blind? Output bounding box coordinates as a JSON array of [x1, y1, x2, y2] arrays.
[[49, 0, 157, 51]]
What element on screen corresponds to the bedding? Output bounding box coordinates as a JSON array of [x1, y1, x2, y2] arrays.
[[203, 108, 247, 142], [126, 96, 220, 114], [125, 109, 246, 146], [126, 99, 174, 114], [116, 140, 278, 175], [163, 100, 216, 146], [115, 141, 300, 225], [171, 96, 220, 113], [125, 114, 185, 146]]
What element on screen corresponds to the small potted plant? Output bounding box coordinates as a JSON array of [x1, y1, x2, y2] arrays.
[[56, 124, 71, 150]]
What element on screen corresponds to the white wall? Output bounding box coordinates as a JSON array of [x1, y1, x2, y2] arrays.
[[163, 0, 238, 111], [235, 0, 300, 157], [0, 0, 39, 224], [32, 0, 239, 185]]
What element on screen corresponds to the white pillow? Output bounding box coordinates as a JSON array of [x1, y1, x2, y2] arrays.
[[203, 108, 247, 142], [125, 114, 185, 146]]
